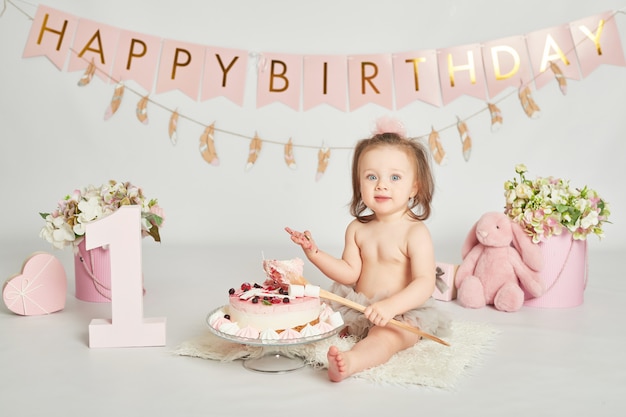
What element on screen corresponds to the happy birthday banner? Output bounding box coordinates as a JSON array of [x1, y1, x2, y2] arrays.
[[8, 3, 626, 176], [22, 5, 626, 112]]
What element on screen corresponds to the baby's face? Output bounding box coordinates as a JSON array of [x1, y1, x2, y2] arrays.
[[358, 146, 417, 216]]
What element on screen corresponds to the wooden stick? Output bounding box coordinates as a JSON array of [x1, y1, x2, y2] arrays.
[[318, 288, 450, 347], [289, 275, 449, 346]]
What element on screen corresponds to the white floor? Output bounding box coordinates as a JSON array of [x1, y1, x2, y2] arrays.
[[1, 243, 624, 417]]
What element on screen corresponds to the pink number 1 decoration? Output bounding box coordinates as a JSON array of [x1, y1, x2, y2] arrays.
[[85, 205, 166, 348]]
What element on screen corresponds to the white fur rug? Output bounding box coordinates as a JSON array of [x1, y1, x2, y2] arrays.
[[173, 321, 498, 389]]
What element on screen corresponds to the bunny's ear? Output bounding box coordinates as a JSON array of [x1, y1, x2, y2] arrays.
[[461, 220, 480, 259], [510, 220, 543, 271]]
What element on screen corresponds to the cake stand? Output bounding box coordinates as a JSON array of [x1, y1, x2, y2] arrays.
[[206, 306, 343, 374]]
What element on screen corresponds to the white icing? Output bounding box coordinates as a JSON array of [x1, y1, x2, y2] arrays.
[[278, 328, 301, 340], [318, 303, 334, 322], [304, 285, 320, 298], [315, 321, 334, 333], [288, 284, 305, 297], [328, 311, 344, 328], [236, 326, 260, 339], [239, 288, 263, 300], [218, 321, 240, 335], [211, 317, 230, 330], [208, 309, 225, 326], [299, 324, 320, 337], [240, 288, 296, 302], [260, 328, 280, 342]]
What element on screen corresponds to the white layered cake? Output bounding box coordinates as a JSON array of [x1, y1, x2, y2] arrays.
[[208, 258, 343, 340], [228, 283, 322, 331]]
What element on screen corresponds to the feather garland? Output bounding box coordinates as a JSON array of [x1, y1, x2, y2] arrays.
[[136, 95, 149, 124], [104, 82, 125, 120], [456, 117, 472, 162], [77, 59, 96, 86], [487, 103, 502, 132], [428, 127, 447, 165], [245, 133, 262, 171], [284, 138, 296, 170], [199, 123, 219, 166], [549, 61, 567, 95], [518, 83, 541, 119], [169, 110, 179, 145], [316, 146, 331, 182]]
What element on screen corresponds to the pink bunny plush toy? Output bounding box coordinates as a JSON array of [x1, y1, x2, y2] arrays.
[[455, 212, 545, 312]]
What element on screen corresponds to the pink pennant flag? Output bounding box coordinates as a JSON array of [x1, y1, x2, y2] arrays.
[[111, 30, 162, 91], [67, 18, 121, 83], [393, 49, 441, 108], [482, 36, 533, 99], [22, 5, 78, 70], [156, 40, 205, 100], [348, 54, 394, 111], [256, 52, 302, 110], [570, 12, 626, 78], [202, 46, 248, 106], [303, 55, 348, 111], [437, 44, 488, 105], [526, 24, 581, 90]]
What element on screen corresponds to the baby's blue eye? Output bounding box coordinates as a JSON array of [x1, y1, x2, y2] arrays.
[[391, 175, 400, 181], [367, 174, 377, 181]]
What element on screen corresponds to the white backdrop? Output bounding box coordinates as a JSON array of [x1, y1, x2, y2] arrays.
[[0, 0, 624, 264]]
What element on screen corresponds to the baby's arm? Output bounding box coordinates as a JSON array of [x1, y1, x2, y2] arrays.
[[285, 224, 361, 286]]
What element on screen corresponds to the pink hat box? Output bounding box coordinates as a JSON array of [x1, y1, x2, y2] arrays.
[[2, 252, 67, 315], [524, 232, 588, 308], [74, 239, 111, 303]]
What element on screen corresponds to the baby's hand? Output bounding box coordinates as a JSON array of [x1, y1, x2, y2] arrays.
[[285, 227, 318, 254], [364, 300, 395, 327]]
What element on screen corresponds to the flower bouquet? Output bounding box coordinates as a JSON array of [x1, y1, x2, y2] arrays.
[[40, 180, 164, 250], [504, 164, 610, 243], [39, 180, 164, 302], [503, 164, 610, 308]]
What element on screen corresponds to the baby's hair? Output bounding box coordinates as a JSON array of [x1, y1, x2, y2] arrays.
[[349, 132, 434, 222]]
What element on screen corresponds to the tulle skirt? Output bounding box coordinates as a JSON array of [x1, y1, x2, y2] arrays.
[[330, 282, 452, 339]]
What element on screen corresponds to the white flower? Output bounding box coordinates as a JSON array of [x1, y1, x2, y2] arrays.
[[52, 224, 75, 247], [39, 218, 56, 245], [77, 197, 103, 222], [40, 217, 76, 249], [505, 189, 517, 204], [515, 183, 532, 199], [73, 222, 86, 237], [515, 164, 527, 174], [574, 197, 590, 212], [580, 211, 599, 230]]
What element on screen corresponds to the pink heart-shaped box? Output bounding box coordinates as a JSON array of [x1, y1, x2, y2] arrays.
[[2, 252, 67, 315]]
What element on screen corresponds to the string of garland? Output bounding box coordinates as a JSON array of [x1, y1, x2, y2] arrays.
[[4, 0, 625, 179]]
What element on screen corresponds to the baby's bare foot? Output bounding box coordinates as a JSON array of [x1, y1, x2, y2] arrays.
[[327, 345, 349, 382]]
